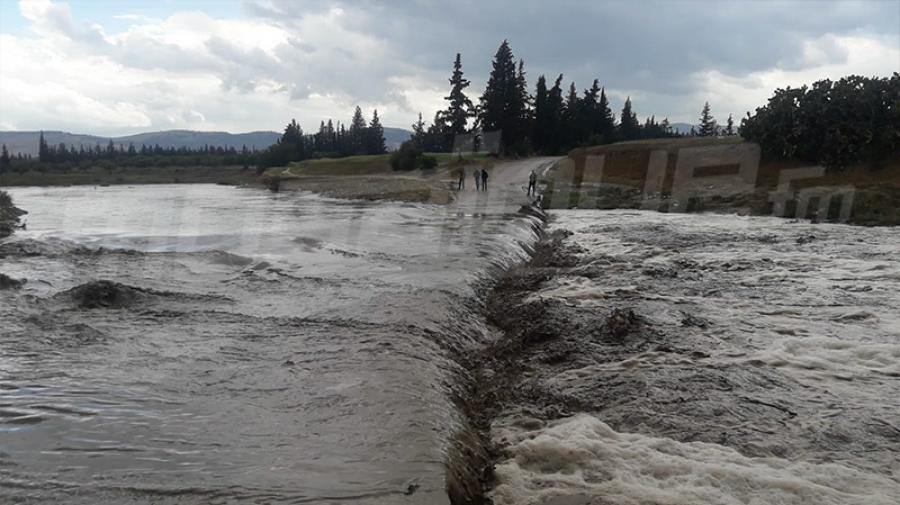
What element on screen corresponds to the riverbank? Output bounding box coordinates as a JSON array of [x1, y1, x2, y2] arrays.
[[263, 153, 496, 204], [0, 190, 26, 238], [466, 210, 900, 504], [0, 165, 259, 187], [540, 138, 900, 226]]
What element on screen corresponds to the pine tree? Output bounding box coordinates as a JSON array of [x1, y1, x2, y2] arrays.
[[38, 131, 49, 163], [698, 102, 717, 137], [725, 113, 734, 136], [479, 40, 521, 152], [512, 59, 532, 150], [0, 144, 10, 174], [581, 79, 601, 141], [661, 117, 671, 135], [546, 74, 566, 154], [618, 97, 640, 141], [367, 109, 386, 154], [532, 75, 550, 153], [349, 106, 368, 154], [411, 112, 427, 149], [597, 88, 616, 143], [563, 81, 581, 148], [444, 53, 475, 135]]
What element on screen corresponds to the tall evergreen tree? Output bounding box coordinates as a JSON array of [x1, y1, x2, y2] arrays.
[[38, 131, 49, 163], [444, 53, 475, 135], [479, 40, 522, 152], [618, 97, 640, 140], [546, 74, 566, 154], [512, 59, 532, 150], [349, 106, 368, 154], [0, 144, 10, 174], [698, 101, 717, 136], [563, 81, 582, 147], [597, 88, 616, 142], [532, 75, 551, 153], [367, 109, 386, 154], [411, 112, 427, 149]]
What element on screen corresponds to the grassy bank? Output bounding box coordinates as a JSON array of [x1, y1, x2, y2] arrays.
[[263, 153, 494, 204], [0, 165, 259, 187], [541, 137, 900, 225]]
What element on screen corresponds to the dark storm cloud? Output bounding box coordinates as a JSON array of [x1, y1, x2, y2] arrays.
[[244, 0, 899, 95]]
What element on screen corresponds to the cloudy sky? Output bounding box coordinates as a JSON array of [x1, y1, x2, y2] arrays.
[[0, 0, 897, 136]]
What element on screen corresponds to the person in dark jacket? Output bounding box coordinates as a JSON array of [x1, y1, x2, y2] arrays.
[[458, 167, 465, 191], [481, 169, 489, 191], [527, 170, 537, 196], [473, 168, 481, 191]]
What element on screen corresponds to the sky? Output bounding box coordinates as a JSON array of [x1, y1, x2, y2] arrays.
[[0, 0, 898, 136]]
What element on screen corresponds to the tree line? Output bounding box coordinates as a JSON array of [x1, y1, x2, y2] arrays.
[[0, 133, 261, 175], [402, 41, 682, 157], [0, 106, 389, 175], [255, 106, 386, 170], [739, 73, 899, 170]]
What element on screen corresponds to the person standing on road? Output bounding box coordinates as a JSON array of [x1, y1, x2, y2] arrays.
[[458, 167, 465, 191], [481, 168, 489, 191], [473, 167, 481, 191], [527, 170, 537, 196]]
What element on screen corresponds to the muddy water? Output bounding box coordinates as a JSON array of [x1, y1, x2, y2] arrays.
[[491, 210, 900, 505], [0, 180, 543, 504]]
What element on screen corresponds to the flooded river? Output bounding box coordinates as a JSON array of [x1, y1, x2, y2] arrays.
[[3, 172, 898, 505], [490, 210, 900, 504], [0, 167, 547, 504]]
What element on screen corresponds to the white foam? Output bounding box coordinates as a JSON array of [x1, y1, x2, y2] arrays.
[[751, 336, 900, 380], [492, 414, 900, 505]]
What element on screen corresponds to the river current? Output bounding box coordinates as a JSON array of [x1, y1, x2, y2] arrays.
[[0, 178, 544, 504]]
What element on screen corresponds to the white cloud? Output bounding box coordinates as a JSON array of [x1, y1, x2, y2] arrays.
[[1, 0, 897, 135], [690, 34, 900, 123]]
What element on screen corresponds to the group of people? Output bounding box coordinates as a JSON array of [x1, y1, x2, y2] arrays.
[[458, 167, 489, 191], [455, 167, 540, 197]]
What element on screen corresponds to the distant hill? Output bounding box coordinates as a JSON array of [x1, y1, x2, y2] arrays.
[[670, 122, 696, 135], [382, 127, 411, 150], [0, 127, 412, 156]]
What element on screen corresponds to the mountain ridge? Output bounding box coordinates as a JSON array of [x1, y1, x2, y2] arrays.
[[0, 128, 412, 156]]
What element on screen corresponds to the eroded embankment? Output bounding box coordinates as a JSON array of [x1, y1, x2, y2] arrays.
[[444, 204, 549, 505], [0, 190, 26, 239]]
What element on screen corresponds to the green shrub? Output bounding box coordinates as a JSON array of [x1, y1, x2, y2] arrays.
[[390, 141, 422, 171], [420, 155, 438, 170]]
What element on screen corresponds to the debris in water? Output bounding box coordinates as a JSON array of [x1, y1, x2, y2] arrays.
[[605, 308, 637, 339], [0, 273, 26, 290]]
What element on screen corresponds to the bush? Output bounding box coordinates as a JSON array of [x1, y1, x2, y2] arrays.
[[390, 141, 422, 171], [740, 73, 899, 171], [420, 154, 438, 170]]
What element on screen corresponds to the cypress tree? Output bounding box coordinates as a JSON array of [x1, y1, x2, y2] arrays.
[[444, 53, 475, 135], [725, 113, 734, 135]]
